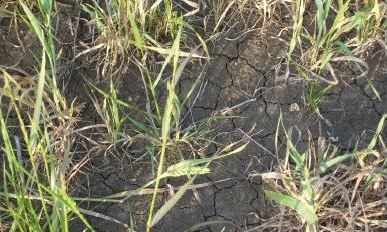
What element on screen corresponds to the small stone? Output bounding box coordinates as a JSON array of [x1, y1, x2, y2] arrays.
[[290, 103, 300, 112]]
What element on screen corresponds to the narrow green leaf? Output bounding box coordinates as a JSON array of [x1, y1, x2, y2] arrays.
[[368, 114, 387, 150], [217, 142, 249, 159], [264, 190, 318, 224], [126, 117, 155, 136], [315, 0, 324, 31], [150, 174, 196, 227], [0, 7, 13, 14], [184, 220, 237, 232], [38, 0, 52, 15], [29, 49, 46, 150], [284, 129, 305, 170], [19, 0, 46, 52], [127, 8, 142, 50], [318, 153, 354, 175], [167, 158, 214, 171], [167, 166, 211, 177], [152, 34, 179, 88], [368, 83, 381, 101]]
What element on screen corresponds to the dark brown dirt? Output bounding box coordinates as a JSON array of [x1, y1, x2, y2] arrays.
[[1, 2, 386, 232], [68, 18, 386, 231]]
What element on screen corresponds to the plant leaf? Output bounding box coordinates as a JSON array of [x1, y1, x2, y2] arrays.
[[264, 190, 318, 225], [150, 175, 196, 227], [166, 158, 213, 177], [367, 114, 386, 150], [167, 165, 211, 177], [318, 153, 354, 175]]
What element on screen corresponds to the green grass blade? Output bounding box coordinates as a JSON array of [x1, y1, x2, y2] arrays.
[[127, 7, 143, 50], [318, 153, 354, 175], [126, 116, 156, 136], [37, 0, 52, 15], [166, 158, 213, 177], [287, 0, 305, 75], [19, 0, 45, 49], [264, 190, 318, 225], [367, 114, 387, 150], [152, 27, 182, 88], [150, 174, 197, 227], [30, 50, 46, 150], [147, 30, 184, 230]]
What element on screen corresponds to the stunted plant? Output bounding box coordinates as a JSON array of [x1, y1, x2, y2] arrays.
[[78, 0, 205, 80], [83, 24, 210, 148], [285, 0, 386, 111], [252, 113, 387, 231]]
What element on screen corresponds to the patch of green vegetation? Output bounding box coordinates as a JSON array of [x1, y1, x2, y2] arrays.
[[287, 0, 386, 111], [0, 0, 386, 231], [1, 0, 92, 230], [79, 0, 208, 79], [305, 83, 331, 112], [0, 0, 243, 231], [261, 113, 387, 231]]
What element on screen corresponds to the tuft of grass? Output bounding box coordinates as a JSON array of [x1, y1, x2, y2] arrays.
[[253, 113, 387, 231], [78, 0, 208, 80], [285, 0, 387, 111], [305, 84, 331, 113], [0, 0, 92, 230]]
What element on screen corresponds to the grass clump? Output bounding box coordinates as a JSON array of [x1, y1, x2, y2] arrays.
[[79, 40, 248, 231], [1, 0, 92, 230], [254, 114, 387, 231], [78, 0, 207, 80], [285, 0, 387, 111]]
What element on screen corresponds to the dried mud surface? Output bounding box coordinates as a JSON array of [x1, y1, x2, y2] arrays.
[[69, 23, 387, 231], [1, 4, 387, 232]]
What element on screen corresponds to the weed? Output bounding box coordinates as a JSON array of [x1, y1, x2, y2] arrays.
[[1, 0, 92, 229], [79, 41, 249, 231], [254, 113, 387, 231], [78, 0, 207, 80], [286, 0, 386, 111], [305, 84, 331, 112]]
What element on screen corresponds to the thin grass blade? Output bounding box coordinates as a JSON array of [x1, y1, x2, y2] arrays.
[[264, 190, 318, 225]]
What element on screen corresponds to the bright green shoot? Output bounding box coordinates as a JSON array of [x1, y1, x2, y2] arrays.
[[264, 113, 387, 231], [0, 72, 93, 231], [305, 84, 331, 112], [287, 0, 385, 111], [79, 0, 198, 78]]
